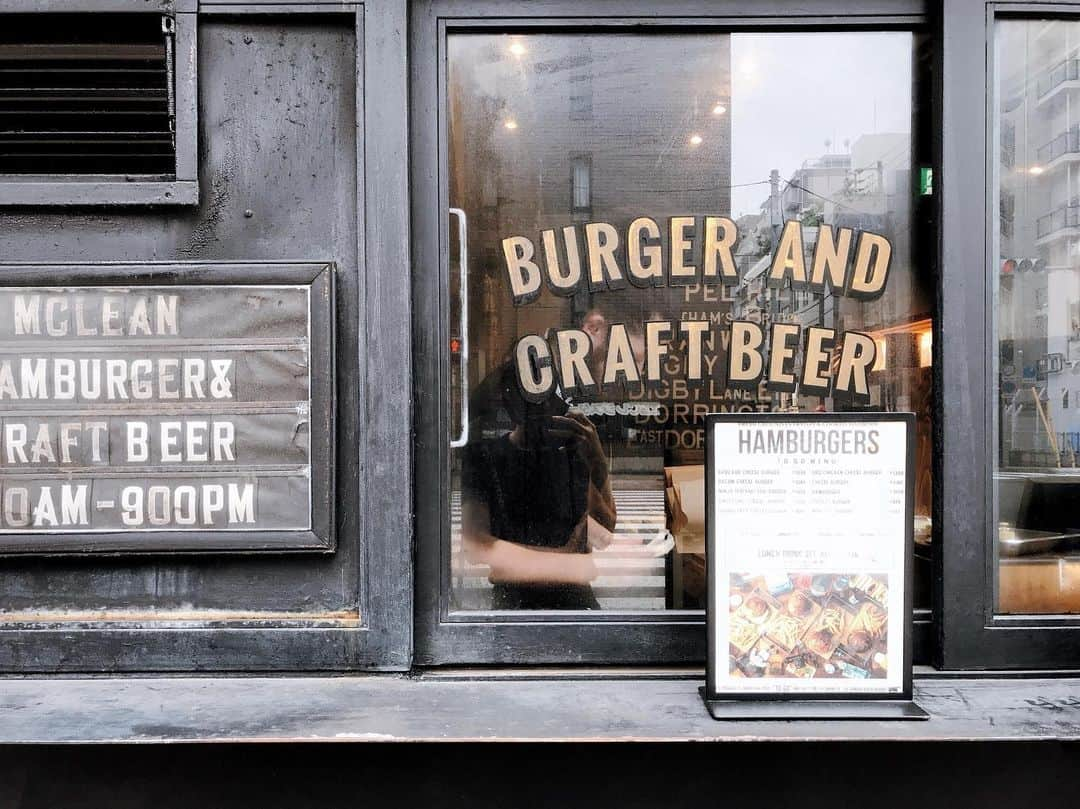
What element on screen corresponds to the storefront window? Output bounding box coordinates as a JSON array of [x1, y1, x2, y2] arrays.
[[448, 32, 932, 613], [995, 19, 1080, 615]]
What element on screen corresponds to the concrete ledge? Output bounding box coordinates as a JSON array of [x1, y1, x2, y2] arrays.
[[1, 673, 1079, 743]]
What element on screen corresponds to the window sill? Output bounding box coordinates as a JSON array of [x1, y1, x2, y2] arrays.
[[0, 180, 198, 206], [0, 670, 1078, 743]]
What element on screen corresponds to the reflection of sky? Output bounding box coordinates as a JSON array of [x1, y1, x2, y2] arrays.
[[730, 33, 913, 218]]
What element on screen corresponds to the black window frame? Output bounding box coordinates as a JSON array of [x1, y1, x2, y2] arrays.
[[0, 0, 199, 207], [411, 0, 936, 666], [938, 0, 1080, 669]]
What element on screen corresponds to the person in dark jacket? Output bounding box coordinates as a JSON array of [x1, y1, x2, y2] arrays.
[[461, 363, 616, 610]]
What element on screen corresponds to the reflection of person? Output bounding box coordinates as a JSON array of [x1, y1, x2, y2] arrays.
[[582, 308, 608, 381], [462, 363, 617, 609]]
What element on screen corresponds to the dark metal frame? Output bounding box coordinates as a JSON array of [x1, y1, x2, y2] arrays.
[[0, 0, 200, 207], [0, 0, 413, 672], [0, 262, 335, 555], [938, 0, 1080, 669], [703, 412, 916, 704], [411, 0, 933, 665]]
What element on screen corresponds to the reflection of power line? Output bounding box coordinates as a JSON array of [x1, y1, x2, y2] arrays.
[[782, 178, 878, 217], [786, 177, 920, 246], [779, 178, 917, 242], [853, 135, 911, 168], [651, 179, 772, 193], [652, 175, 915, 238], [875, 143, 911, 167]]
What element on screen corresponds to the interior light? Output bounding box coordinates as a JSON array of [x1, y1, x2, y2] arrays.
[[873, 338, 887, 372], [1028, 165, 1045, 175], [918, 330, 932, 368], [712, 103, 727, 116], [503, 119, 518, 131], [689, 134, 703, 146], [509, 41, 526, 57]]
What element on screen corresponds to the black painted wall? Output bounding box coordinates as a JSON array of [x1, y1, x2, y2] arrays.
[[1, 742, 1077, 809]]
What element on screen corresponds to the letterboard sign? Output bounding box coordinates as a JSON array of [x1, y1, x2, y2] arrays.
[[0, 263, 334, 554], [703, 412, 925, 720]]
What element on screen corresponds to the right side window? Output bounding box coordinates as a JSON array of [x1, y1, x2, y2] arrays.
[[995, 18, 1080, 615]]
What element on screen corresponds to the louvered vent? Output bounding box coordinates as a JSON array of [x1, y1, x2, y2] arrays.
[[0, 14, 175, 177]]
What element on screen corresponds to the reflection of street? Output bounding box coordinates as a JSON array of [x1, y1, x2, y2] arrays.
[[452, 485, 667, 610]]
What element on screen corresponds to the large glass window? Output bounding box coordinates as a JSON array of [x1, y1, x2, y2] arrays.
[[447, 32, 932, 614], [995, 19, 1080, 615]]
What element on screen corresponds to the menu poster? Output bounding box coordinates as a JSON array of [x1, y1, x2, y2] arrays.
[[0, 263, 335, 555], [705, 413, 916, 706]]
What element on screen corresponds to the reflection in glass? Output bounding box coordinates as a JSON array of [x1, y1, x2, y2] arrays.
[[995, 20, 1080, 615], [448, 32, 931, 611]]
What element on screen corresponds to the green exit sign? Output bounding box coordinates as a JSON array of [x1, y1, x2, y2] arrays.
[[919, 167, 933, 196]]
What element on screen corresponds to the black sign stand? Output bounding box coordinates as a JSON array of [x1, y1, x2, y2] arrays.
[[698, 694, 927, 720], [701, 413, 927, 721]]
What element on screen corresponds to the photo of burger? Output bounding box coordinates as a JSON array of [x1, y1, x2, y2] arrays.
[[742, 594, 772, 623], [845, 628, 875, 656], [805, 627, 838, 658], [786, 591, 818, 619], [734, 588, 780, 627]]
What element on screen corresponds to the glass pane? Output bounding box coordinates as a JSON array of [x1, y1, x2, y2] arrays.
[[995, 19, 1080, 615], [449, 32, 931, 612]]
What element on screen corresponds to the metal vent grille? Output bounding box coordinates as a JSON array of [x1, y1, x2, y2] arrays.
[[0, 14, 175, 177]]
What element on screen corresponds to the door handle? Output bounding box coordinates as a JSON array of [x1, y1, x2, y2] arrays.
[[449, 207, 469, 448]]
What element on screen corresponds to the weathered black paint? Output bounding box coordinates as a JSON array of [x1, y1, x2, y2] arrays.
[[2, 740, 1078, 809], [0, 1, 412, 672]]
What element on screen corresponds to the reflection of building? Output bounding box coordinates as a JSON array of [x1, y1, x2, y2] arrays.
[[450, 34, 732, 387], [449, 34, 733, 465], [998, 21, 1080, 466], [779, 152, 852, 222], [733, 134, 930, 416]]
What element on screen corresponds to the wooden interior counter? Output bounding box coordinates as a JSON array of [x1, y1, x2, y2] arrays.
[[999, 554, 1080, 614]]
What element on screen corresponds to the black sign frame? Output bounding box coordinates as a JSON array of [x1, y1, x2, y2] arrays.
[[0, 262, 335, 555], [702, 412, 925, 720]]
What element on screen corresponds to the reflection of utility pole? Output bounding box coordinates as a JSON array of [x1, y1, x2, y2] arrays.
[[769, 169, 781, 249], [764, 169, 783, 413]]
